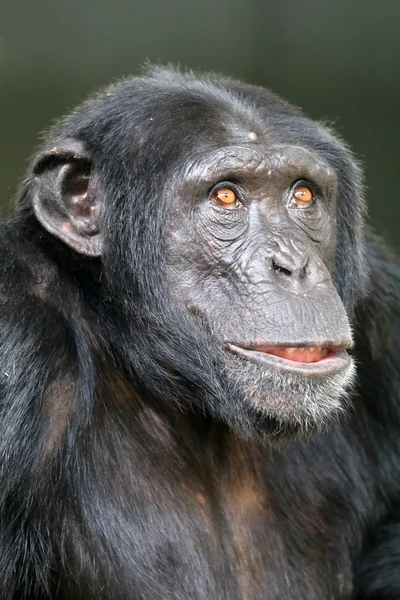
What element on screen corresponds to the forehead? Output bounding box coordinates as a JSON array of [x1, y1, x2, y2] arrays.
[[142, 86, 335, 180], [151, 90, 264, 146], [142, 84, 325, 160]]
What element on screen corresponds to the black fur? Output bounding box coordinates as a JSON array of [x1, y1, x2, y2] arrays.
[[0, 67, 399, 599]]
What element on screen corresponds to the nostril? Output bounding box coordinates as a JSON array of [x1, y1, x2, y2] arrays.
[[272, 258, 292, 277]]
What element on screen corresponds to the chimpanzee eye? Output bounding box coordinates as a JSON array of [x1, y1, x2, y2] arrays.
[[288, 182, 314, 209], [210, 186, 243, 210]]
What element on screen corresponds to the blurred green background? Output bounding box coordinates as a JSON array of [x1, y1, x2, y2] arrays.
[[1, 0, 399, 250]]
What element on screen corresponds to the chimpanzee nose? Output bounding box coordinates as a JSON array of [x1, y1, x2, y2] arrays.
[[269, 244, 326, 293], [271, 255, 308, 280]]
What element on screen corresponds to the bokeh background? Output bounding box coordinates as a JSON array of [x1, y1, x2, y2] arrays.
[[1, 0, 399, 250]]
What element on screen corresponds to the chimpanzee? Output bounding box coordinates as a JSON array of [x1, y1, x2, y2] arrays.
[[0, 66, 399, 599]]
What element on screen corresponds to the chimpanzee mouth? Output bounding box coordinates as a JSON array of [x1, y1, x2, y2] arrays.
[[225, 343, 352, 375]]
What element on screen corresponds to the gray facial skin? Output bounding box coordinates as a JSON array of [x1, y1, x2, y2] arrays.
[[165, 144, 354, 435]]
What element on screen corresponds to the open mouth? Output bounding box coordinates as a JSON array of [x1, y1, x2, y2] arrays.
[[225, 342, 352, 374]]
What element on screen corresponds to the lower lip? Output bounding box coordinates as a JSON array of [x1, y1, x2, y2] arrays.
[[226, 344, 351, 375]]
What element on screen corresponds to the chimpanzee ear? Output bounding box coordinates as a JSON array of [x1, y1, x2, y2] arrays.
[[31, 138, 102, 257]]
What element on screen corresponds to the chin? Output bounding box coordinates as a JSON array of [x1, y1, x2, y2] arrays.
[[219, 349, 356, 444]]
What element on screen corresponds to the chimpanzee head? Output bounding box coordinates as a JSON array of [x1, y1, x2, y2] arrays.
[[22, 67, 368, 443]]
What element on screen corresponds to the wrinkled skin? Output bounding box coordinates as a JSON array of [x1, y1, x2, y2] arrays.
[[166, 145, 353, 432]]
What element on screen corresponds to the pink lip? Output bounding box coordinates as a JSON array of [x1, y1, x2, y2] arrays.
[[226, 342, 352, 375], [242, 345, 342, 363]]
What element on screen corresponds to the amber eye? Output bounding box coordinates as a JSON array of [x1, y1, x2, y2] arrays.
[[211, 187, 240, 209], [290, 185, 314, 209]]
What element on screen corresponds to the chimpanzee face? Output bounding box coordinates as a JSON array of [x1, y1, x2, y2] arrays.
[[164, 139, 354, 437]]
